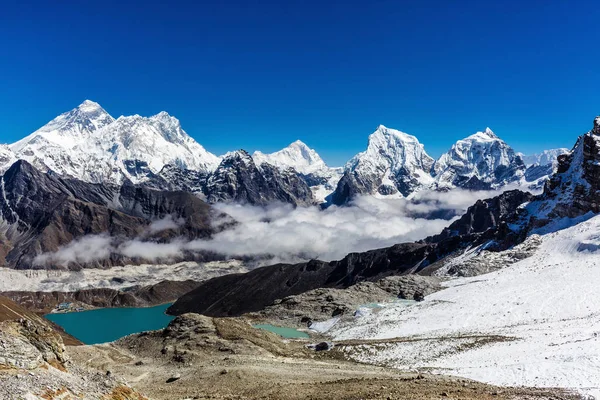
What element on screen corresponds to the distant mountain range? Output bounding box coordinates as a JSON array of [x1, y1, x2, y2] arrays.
[[168, 115, 600, 317], [0, 100, 571, 206]]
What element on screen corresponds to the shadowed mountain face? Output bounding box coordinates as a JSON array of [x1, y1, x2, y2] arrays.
[[0, 160, 226, 270]]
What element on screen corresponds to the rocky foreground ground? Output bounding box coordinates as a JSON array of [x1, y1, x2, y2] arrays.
[[0, 295, 583, 399], [69, 314, 580, 400]]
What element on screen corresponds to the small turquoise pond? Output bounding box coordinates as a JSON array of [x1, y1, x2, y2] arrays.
[[253, 324, 310, 339], [45, 303, 175, 345]]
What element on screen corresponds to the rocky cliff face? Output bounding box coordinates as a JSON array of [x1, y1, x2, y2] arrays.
[[0, 160, 223, 269], [205, 150, 315, 206], [535, 118, 600, 220]]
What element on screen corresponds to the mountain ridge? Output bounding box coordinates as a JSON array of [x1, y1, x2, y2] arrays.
[[0, 100, 572, 206]]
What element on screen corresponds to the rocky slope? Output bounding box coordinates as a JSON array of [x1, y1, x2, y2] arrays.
[[65, 312, 578, 400], [0, 160, 225, 269], [0, 296, 147, 399], [205, 150, 315, 206]]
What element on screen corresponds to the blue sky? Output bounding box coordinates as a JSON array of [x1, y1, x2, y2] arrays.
[[1, 0, 599, 165]]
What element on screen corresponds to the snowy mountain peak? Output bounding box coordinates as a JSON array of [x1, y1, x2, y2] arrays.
[[521, 148, 570, 167], [10, 100, 115, 156], [370, 124, 418, 143], [433, 129, 525, 190], [252, 140, 329, 175], [331, 125, 435, 203], [593, 116, 600, 134], [77, 99, 103, 112], [465, 127, 499, 142], [4, 101, 220, 185]]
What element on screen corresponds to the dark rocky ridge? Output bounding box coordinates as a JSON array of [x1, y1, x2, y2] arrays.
[[2, 280, 200, 313], [143, 150, 317, 207], [0, 160, 225, 269], [205, 150, 315, 206]]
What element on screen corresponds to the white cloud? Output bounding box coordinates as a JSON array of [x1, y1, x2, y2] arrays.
[[147, 215, 184, 234], [32, 189, 510, 267], [33, 234, 113, 266]]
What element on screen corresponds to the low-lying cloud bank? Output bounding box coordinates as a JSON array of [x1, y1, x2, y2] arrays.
[[34, 189, 507, 267]]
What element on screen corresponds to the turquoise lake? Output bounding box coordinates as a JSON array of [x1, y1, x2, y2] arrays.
[[45, 303, 175, 345], [253, 324, 310, 339]]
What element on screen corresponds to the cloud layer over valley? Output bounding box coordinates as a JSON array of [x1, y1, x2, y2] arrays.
[[33, 189, 508, 268]]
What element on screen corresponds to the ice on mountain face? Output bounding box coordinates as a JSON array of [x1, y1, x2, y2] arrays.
[[0, 145, 16, 174], [253, 140, 328, 175], [521, 148, 570, 167], [253, 140, 342, 203], [346, 125, 435, 177], [99, 112, 220, 181], [432, 128, 526, 190], [6, 101, 220, 185], [333, 125, 435, 204]]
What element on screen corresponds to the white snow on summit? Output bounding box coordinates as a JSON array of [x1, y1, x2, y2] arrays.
[[253, 140, 329, 175], [432, 128, 525, 189], [6, 100, 220, 184], [345, 124, 435, 196], [0, 145, 16, 175], [253, 140, 342, 203], [520, 148, 569, 167]]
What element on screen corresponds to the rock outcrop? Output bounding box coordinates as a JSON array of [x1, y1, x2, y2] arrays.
[[0, 160, 223, 269], [205, 150, 315, 206]]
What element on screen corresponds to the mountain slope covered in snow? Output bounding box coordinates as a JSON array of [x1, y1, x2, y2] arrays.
[[329, 214, 600, 397], [252, 140, 342, 202], [6, 100, 220, 185], [331, 125, 435, 204], [432, 128, 526, 190], [316, 116, 600, 397]]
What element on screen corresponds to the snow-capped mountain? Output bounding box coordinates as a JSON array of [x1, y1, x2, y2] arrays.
[[205, 150, 315, 206], [521, 148, 571, 189], [253, 140, 342, 202], [521, 148, 569, 167], [253, 140, 328, 175], [331, 125, 435, 204], [432, 128, 526, 190], [6, 100, 220, 184], [0, 145, 16, 174]]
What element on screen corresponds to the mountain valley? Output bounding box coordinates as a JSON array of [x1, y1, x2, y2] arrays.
[[0, 101, 597, 399]]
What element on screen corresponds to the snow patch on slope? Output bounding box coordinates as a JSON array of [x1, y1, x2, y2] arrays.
[[329, 214, 600, 396]]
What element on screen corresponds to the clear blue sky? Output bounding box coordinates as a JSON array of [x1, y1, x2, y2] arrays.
[[1, 0, 599, 165]]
